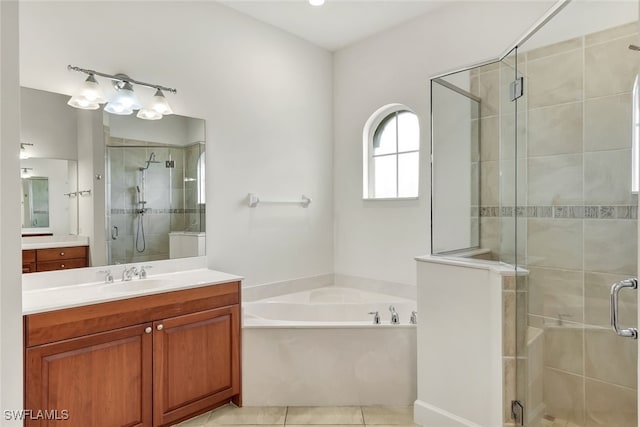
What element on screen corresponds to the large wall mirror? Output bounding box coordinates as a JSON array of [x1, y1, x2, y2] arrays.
[[21, 86, 206, 268]]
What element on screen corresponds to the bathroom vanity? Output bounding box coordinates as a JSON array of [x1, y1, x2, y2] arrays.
[[23, 267, 242, 427], [21, 236, 90, 273]]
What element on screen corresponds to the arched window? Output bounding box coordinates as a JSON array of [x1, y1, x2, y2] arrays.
[[363, 104, 420, 199]]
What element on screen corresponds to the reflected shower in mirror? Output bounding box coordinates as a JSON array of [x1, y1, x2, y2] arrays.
[[105, 113, 206, 265], [431, 76, 480, 254]]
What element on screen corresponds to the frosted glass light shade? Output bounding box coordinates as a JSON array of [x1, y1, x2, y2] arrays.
[[67, 74, 106, 110], [148, 89, 173, 115], [105, 82, 141, 115], [309, 0, 325, 5], [137, 108, 162, 120]]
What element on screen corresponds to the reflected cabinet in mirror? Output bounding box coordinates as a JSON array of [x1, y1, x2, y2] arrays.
[[431, 76, 480, 255], [20, 86, 206, 270]]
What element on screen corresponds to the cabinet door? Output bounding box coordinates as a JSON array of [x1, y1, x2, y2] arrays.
[[153, 305, 240, 427], [26, 323, 153, 427]]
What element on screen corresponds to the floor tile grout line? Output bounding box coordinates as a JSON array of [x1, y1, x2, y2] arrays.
[[285, 406, 289, 426]]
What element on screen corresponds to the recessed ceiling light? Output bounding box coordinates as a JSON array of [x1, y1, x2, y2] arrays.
[[309, 0, 325, 6]]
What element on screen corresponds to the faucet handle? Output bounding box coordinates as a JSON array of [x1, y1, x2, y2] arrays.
[[140, 265, 153, 279], [98, 269, 113, 284], [410, 310, 417, 324], [368, 311, 381, 325], [389, 305, 400, 324]]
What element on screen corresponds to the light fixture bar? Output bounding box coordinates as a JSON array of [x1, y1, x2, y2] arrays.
[[68, 65, 177, 94]]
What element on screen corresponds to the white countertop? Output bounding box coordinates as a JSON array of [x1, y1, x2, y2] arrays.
[[415, 254, 529, 275], [22, 235, 90, 250], [23, 268, 243, 315]]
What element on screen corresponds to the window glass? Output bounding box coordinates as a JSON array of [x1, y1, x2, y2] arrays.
[[374, 155, 397, 198]]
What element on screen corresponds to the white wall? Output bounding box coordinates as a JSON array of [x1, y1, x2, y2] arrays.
[[20, 87, 77, 160], [0, 0, 23, 423], [107, 113, 199, 146], [333, 1, 556, 286], [19, 1, 334, 286]]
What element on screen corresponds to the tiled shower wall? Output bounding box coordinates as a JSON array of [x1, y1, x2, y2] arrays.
[[473, 22, 638, 427], [523, 23, 638, 427]]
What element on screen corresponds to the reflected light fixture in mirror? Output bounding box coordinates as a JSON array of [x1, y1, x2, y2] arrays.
[[67, 65, 177, 120], [20, 142, 33, 159], [21, 167, 33, 178]]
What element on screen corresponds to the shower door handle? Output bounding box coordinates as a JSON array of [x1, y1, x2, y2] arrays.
[[610, 278, 638, 339], [111, 226, 119, 241]]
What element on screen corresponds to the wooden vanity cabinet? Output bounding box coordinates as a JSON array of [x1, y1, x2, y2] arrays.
[[21, 246, 89, 273], [24, 281, 241, 427]]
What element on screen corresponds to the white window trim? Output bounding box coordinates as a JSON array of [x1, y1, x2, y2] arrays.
[[362, 103, 419, 200]]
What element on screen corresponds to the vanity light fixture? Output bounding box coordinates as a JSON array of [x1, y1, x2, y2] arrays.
[[67, 74, 106, 110], [20, 143, 34, 160], [21, 168, 33, 177], [67, 65, 177, 120]]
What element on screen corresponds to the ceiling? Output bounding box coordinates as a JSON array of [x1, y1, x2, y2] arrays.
[[219, 0, 448, 51]]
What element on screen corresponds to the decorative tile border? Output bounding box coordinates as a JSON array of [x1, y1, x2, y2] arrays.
[[110, 208, 205, 215], [477, 205, 637, 220]]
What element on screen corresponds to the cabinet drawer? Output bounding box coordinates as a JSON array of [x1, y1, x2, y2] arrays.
[[22, 250, 36, 263], [36, 258, 88, 272], [36, 246, 87, 261]]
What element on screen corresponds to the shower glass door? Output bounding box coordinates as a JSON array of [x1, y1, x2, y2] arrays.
[[514, 2, 639, 426]]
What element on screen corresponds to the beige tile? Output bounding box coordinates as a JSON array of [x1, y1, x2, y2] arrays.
[[480, 217, 499, 257], [515, 291, 529, 358], [207, 406, 286, 425], [478, 70, 500, 117], [361, 407, 413, 425], [286, 407, 363, 425], [528, 49, 582, 109], [584, 272, 637, 328], [586, 21, 639, 46], [585, 35, 638, 98], [585, 379, 637, 427], [503, 276, 516, 291], [471, 119, 480, 162], [528, 154, 583, 206], [178, 411, 213, 426], [528, 267, 583, 323], [480, 116, 499, 161], [585, 327, 637, 389], [526, 37, 583, 62], [584, 93, 632, 152], [477, 61, 500, 75], [584, 149, 633, 205], [503, 291, 516, 357], [480, 160, 499, 206], [527, 219, 583, 270], [543, 368, 585, 426], [503, 357, 516, 424], [528, 103, 582, 157], [470, 162, 479, 207], [544, 324, 584, 375], [584, 220, 637, 275]]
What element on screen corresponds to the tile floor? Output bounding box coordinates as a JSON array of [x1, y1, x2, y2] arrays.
[[174, 405, 418, 427]]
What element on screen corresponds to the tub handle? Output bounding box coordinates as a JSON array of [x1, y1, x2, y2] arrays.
[[410, 311, 417, 325], [610, 278, 638, 339], [368, 311, 380, 325]]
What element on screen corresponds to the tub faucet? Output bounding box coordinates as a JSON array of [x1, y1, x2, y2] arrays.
[[122, 266, 138, 282], [389, 305, 400, 324], [368, 311, 381, 325], [410, 311, 417, 325], [98, 269, 113, 284]]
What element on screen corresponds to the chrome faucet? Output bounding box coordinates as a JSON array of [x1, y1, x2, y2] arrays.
[[139, 265, 152, 279], [122, 266, 138, 282], [410, 311, 417, 325], [389, 305, 400, 324], [98, 269, 113, 284], [368, 311, 381, 324]]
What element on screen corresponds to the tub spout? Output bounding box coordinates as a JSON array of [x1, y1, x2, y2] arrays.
[[389, 305, 400, 324]]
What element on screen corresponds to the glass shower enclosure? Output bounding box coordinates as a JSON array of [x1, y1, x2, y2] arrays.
[[431, 2, 639, 425]]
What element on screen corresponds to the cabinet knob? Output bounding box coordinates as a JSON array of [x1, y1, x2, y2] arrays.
[[145, 327, 152, 334], [60, 252, 65, 256], [61, 264, 65, 268], [156, 324, 164, 331]]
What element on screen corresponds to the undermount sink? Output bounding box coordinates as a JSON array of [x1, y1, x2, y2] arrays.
[[102, 279, 177, 293]]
